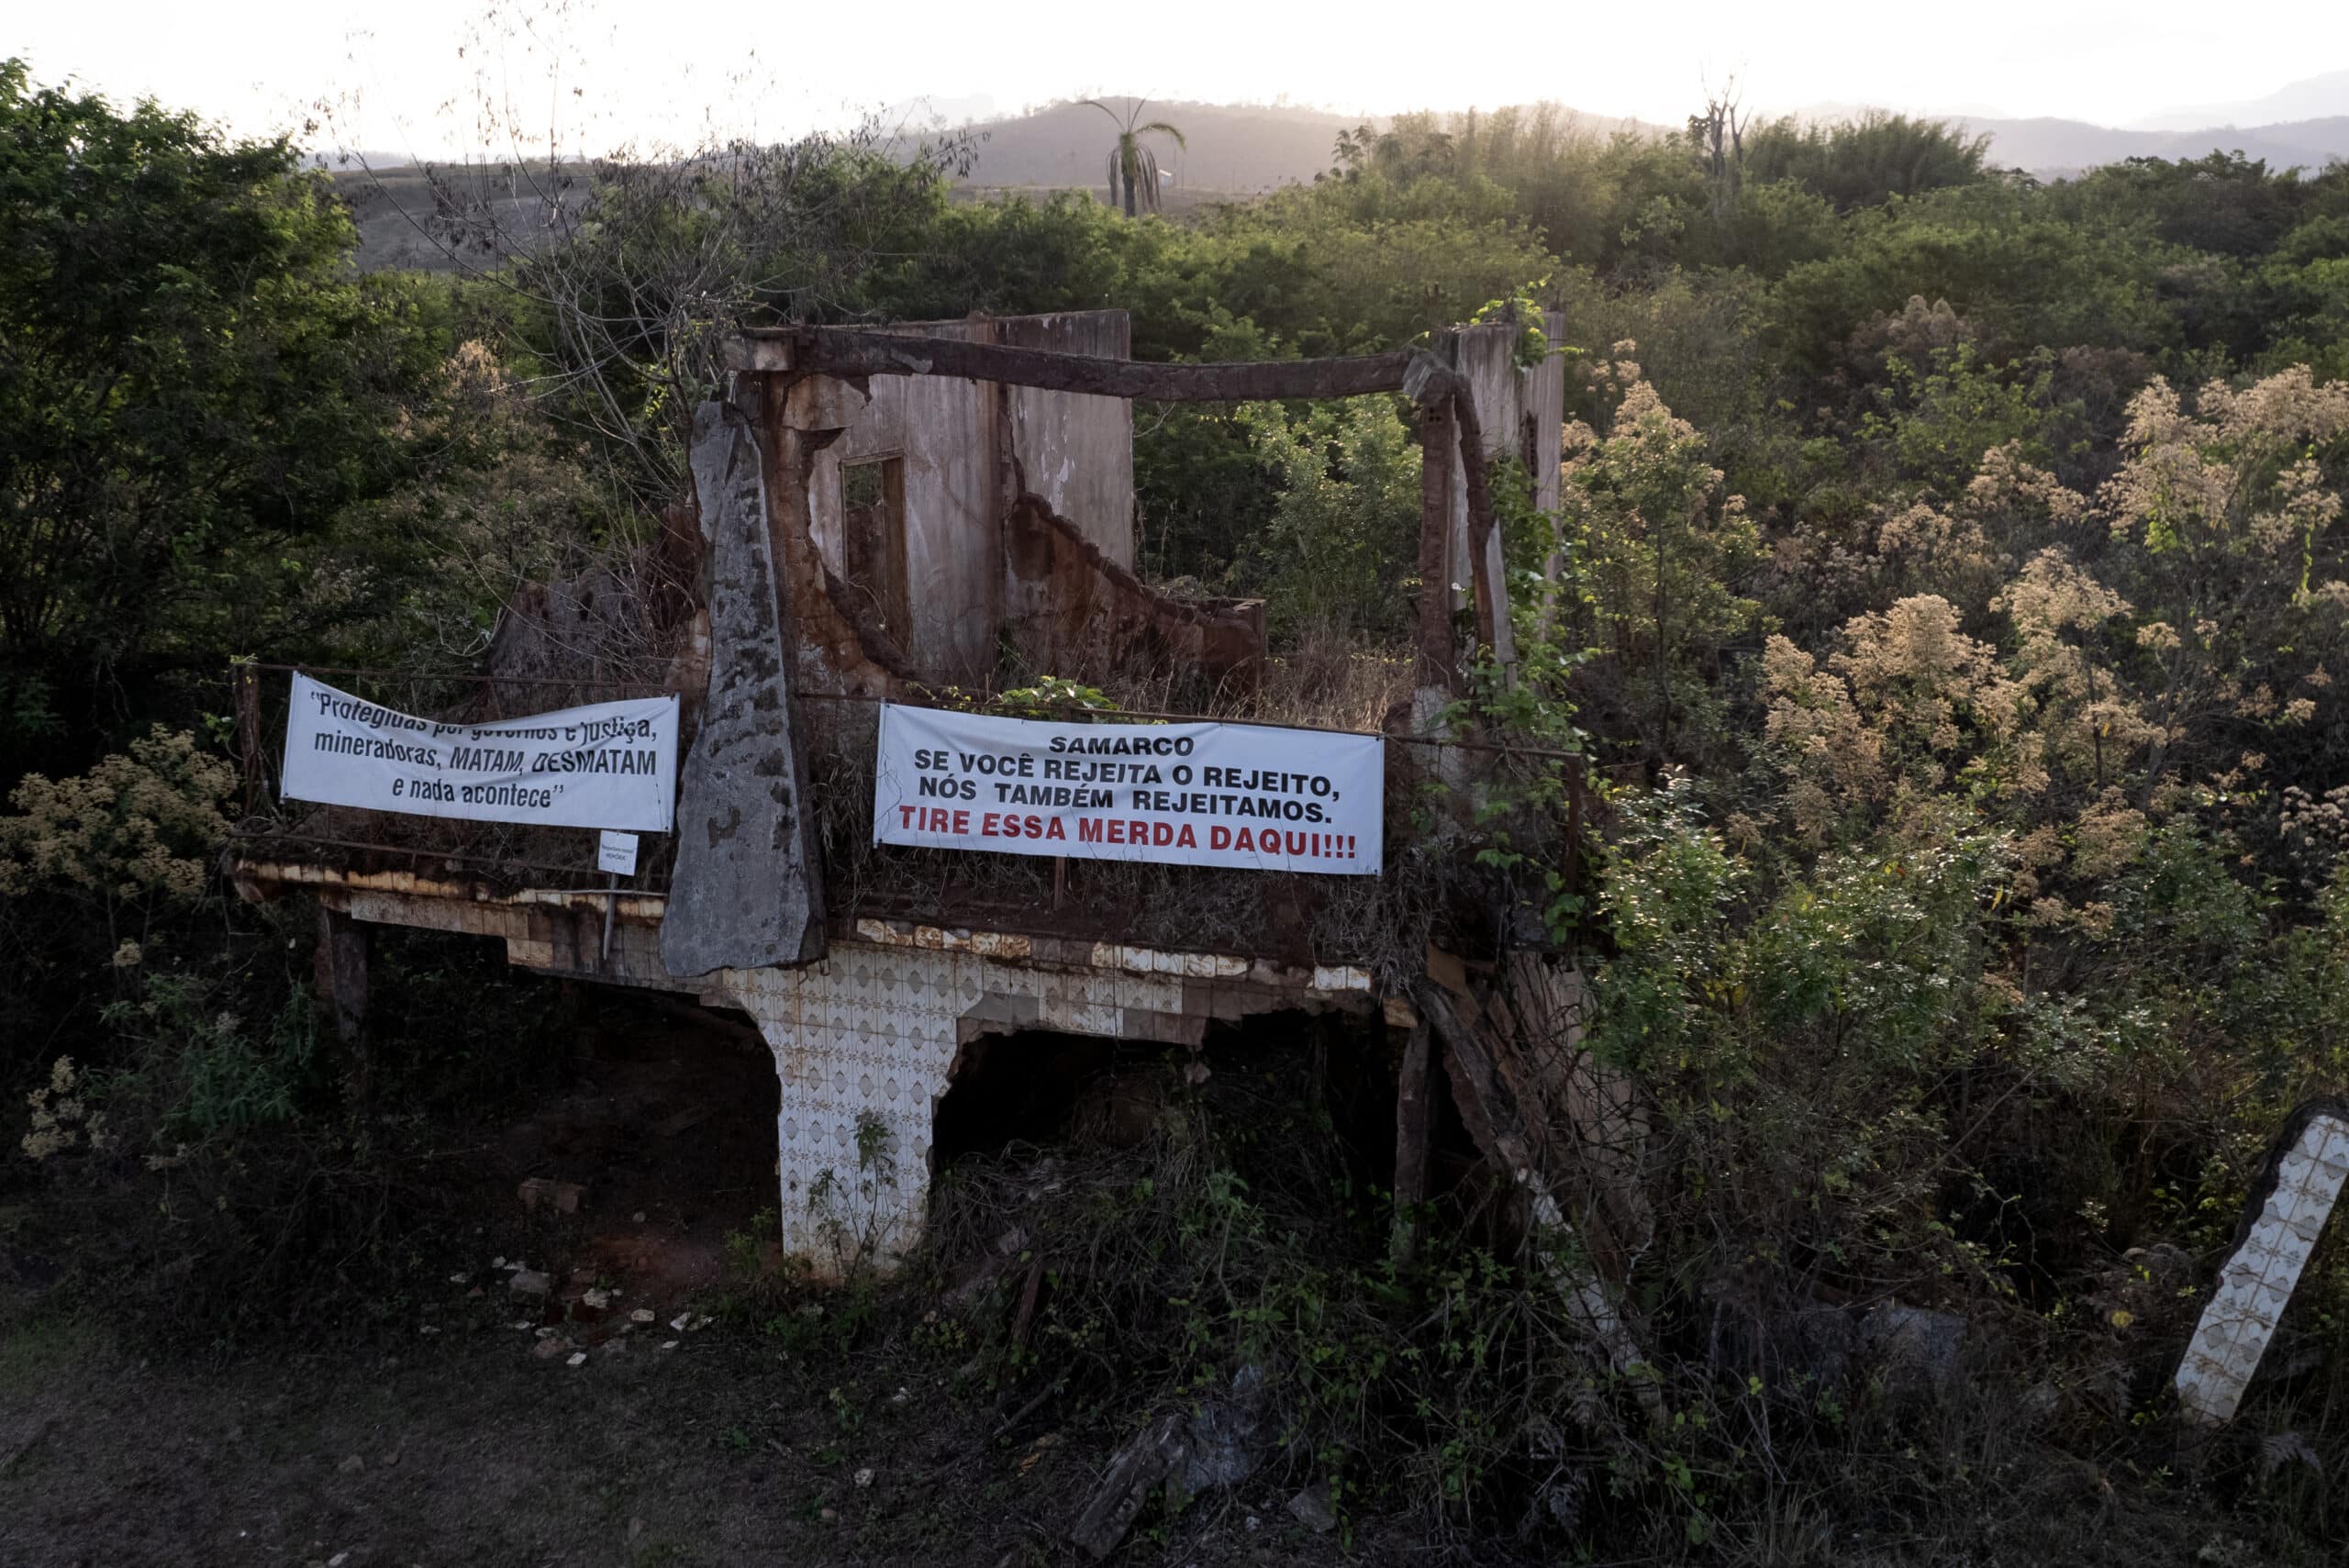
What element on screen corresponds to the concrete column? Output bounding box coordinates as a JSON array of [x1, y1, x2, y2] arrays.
[[715, 946, 978, 1277], [2176, 1106, 2349, 1425]]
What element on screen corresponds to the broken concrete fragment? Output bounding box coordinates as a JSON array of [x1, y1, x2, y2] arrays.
[[518, 1177, 584, 1215], [1179, 1364, 1272, 1497], [1858, 1303, 1967, 1399], [630, 1307, 657, 1324], [1067, 1413, 1188, 1561], [532, 1337, 573, 1361], [566, 1351, 588, 1368], [1286, 1483, 1337, 1533], [660, 398, 827, 976], [508, 1269, 552, 1298], [582, 1288, 611, 1312], [1066, 1365, 1279, 1557], [2177, 1102, 2349, 1426]]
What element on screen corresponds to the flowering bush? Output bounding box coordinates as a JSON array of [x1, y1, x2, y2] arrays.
[[0, 728, 235, 914], [21, 1054, 108, 1160]]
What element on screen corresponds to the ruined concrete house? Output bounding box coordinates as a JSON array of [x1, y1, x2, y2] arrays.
[[231, 308, 1594, 1274]]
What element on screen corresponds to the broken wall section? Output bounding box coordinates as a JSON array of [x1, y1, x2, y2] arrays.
[[800, 311, 1136, 684], [1425, 315, 1567, 648], [1000, 492, 1264, 696]]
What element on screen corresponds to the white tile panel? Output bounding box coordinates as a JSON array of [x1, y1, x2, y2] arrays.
[[2176, 1112, 2349, 1425]]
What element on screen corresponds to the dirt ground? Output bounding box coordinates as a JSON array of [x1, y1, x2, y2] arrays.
[[0, 1008, 1347, 1568], [0, 1004, 2293, 1567], [0, 1291, 2282, 1568], [0, 1295, 1369, 1568]]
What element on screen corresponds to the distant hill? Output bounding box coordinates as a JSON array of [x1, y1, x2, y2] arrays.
[[2135, 70, 2349, 132], [325, 96, 2349, 274], [951, 98, 1665, 198], [955, 99, 1364, 196], [1955, 113, 2349, 176], [949, 97, 2349, 198], [879, 95, 1001, 130], [306, 149, 415, 172]]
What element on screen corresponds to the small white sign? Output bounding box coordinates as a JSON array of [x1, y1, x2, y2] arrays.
[[596, 830, 640, 877]]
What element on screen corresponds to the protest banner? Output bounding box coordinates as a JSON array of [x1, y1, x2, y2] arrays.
[[282, 673, 679, 832], [873, 704, 1383, 875]]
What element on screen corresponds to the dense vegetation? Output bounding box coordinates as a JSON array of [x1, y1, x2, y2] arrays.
[[7, 54, 2349, 1561]]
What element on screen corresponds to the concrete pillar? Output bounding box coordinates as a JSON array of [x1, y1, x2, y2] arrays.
[[714, 945, 979, 1278], [710, 939, 1209, 1278]]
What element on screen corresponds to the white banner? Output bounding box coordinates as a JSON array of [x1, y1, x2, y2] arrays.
[[874, 704, 1383, 875], [281, 673, 679, 832]]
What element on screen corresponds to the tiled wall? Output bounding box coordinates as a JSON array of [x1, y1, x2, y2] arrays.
[[711, 937, 1372, 1276], [287, 868, 1378, 1278]]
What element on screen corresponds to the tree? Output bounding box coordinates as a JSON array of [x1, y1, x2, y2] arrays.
[[1742, 110, 1990, 213], [1234, 398, 1421, 640], [317, 0, 981, 516], [1084, 97, 1186, 217], [1687, 82, 1749, 224], [0, 59, 447, 758]]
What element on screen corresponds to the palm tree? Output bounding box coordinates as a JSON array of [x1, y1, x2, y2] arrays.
[[1083, 97, 1186, 217]]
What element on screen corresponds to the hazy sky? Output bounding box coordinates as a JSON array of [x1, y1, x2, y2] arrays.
[[16, 0, 2349, 156]]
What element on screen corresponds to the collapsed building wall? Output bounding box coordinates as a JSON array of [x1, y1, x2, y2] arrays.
[[233, 310, 1591, 1281], [998, 310, 1137, 556], [999, 492, 1264, 694]]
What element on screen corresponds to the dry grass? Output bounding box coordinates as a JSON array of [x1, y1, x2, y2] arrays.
[[1085, 621, 1419, 735]]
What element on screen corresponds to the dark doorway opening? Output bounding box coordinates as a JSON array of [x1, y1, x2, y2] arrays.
[[492, 991, 779, 1300], [840, 453, 909, 640], [929, 1008, 1397, 1184]]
